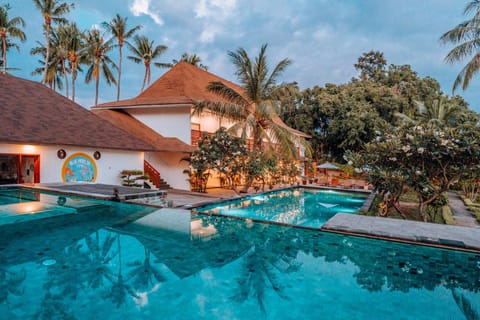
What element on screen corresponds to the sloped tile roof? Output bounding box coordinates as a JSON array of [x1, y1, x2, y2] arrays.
[[0, 73, 156, 151], [94, 61, 309, 138], [93, 109, 196, 153], [95, 61, 245, 109]]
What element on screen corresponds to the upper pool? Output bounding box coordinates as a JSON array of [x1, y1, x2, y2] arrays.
[[195, 187, 370, 228]]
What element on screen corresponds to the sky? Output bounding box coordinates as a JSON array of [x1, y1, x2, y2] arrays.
[[4, 0, 480, 112]]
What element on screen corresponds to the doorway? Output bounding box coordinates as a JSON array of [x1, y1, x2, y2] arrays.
[[0, 154, 40, 185]]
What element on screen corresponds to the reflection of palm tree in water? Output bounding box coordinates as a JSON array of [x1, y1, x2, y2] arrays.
[[128, 247, 166, 292], [232, 227, 301, 314], [451, 288, 480, 320], [85, 231, 117, 289], [105, 234, 138, 307]]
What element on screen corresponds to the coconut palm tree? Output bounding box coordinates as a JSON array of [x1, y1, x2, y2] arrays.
[[172, 52, 208, 70], [193, 44, 310, 192], [60, 22, 85, 102], [440, 0, 480, 93], [0, 4, 26, 74], [32, 0, 73, 84], [83, 28, 117, 106], [127, 35, 169, 92], [102, 14, 141, 101], [30, 41, 64, 91]]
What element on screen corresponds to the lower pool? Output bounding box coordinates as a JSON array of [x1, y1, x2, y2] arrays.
[[0, 187, 479, 319], [195, 187, 370, 228]]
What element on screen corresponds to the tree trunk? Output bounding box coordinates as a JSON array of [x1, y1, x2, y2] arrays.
[[141, 66, 148, 92], [62, 60, 69, 98], [117, 45, 122, 101], [71, 62, 76, 102], [42, 23, 51, 85], [1, 35, 6, 74], [95, 75, 99, 106]]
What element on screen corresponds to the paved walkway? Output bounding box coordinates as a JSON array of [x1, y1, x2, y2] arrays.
[[322, 213, 480, 252], [447, 192, 480, 228]]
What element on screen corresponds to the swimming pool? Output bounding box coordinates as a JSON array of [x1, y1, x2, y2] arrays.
[[0, 187, 479, 319], [195, 188, 370, 228]]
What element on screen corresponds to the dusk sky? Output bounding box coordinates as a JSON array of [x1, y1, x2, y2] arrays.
[[5, 0, 480, 111]]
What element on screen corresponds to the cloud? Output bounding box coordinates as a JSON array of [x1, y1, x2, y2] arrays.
[[194, 0, 237, 43], [129, 0, 164, 26]]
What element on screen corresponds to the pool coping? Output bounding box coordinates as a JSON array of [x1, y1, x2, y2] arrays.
[[322, 213, 480, 253], [188, 185, 373, 209]]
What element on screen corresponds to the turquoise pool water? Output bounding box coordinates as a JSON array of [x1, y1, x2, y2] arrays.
[[196, 188, 369, 228], [0, 187, 479, 319]]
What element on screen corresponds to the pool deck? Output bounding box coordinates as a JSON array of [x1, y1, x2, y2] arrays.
[[322, 213, 480, 253]]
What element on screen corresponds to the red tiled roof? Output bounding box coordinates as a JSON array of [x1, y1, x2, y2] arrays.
[[93, 109, 196, 153], [0, 73, 156, 151], [94, 61, 310, 138], [95, 61, 244, 109]]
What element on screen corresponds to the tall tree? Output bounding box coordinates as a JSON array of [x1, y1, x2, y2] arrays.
[[32, 0, 73, 84], [354, 50, 387, 82], [172, 52, 208, 70], [127, 35, 169, 92], [440, 0, 480, 93], [193, 44, 310, 192], [30, 40, 64, 91], [62, 22, 85, 102], [102, 14, 141, 101], [84, 29, 117, 106], [0, 4, 26, 74]]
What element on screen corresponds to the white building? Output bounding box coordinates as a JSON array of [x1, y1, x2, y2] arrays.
[[93, 62, 308, 190], [0, 74, 157, 186]]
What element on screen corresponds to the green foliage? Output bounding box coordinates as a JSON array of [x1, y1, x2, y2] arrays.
[[347, 121, 480, 221], [441, 206, 456, 225], [120, 170, 148, 187], [184, 128, 248, 192]]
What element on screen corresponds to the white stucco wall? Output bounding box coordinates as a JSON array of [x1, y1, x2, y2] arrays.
[[128, 107, 192, 144], [145, 151, 190, 190], [0, 143, 144, 185], [191, 112, 236, 134]]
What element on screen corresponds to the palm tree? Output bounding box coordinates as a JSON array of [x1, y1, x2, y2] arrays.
[[193, 44, 310, 192], [32, 0, 73, 84], [172, 52, 208, 70], [440, 0, 480, 93], [83, 28, 117, 106], [0, 4, 26, 74], [417, 96, 464, 126], [61, 22, 85, 102], [30, 41, 64, 91], [127, 35, 169, 92], [102, 14, 141, 101]]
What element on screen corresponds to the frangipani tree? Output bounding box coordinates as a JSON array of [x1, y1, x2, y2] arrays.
[[347, 122, 480, 221]]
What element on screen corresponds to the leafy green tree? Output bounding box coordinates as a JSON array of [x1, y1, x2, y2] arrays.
[[102, 14, 141, 101], [32, 0, 73, 84], [348, 122, 480, 221], [194, 44, 310, 192], [440, 0, 480, 93], [127, 35, 169, 92], [354, 50, 387, 82], [84, 28, 117, 106], [0, 4, 25, 74]]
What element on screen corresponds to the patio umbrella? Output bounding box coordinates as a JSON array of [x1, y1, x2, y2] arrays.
[[316, 162, 339, 170]]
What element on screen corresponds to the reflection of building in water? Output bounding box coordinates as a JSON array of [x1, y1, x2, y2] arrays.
[[112, 209, 253, 278]]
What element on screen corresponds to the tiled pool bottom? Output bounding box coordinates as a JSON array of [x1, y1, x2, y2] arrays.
[[1, 206, 479, 319], [195, 187, 370, 229]]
